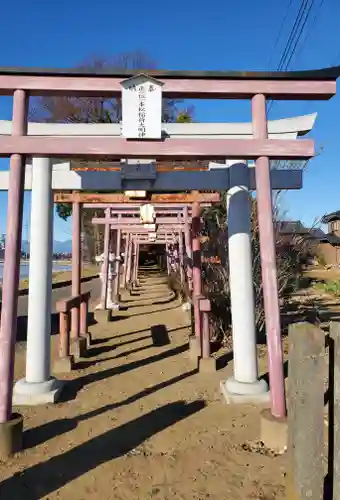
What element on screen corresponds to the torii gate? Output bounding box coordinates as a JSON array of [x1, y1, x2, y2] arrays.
[[85, 202, 199, 306], [0, 65, 337, 458], [91, 209, 190, 311]]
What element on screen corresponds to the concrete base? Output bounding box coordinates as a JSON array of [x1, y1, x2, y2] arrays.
[[81, 332, 92, 350], [13, 377, 64, 406], [199, 357, 217, 373], [70, 336, 87, 358], [53, 355, 74, 374], [220, 378, 270, 405], [188, 335, 200, 361], [260, 408, 288, 453], [94, 308, 112, 323], [0, 413, 23, 459], [181, 302, 191, 312]]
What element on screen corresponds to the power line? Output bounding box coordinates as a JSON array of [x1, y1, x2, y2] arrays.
[[267, 0, 295, 70], [292, 0, 325, 66], [267, 0, 316, 115], [283, 0, 317, 70], [276, 0, 312, 71]]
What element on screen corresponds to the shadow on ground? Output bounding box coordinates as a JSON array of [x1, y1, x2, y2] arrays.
[[1, 401, 205, 499], [16, 312, 97, 343], [60, 341, 190, 402]]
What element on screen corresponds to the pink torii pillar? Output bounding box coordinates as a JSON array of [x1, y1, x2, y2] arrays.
[[252, 94, 286, 419], [99, 209, 111, 310], [107, 228, 117, 305], [134, 241, 140, 284], [178, 230, 185, 284], [165, 241, 171, 275], [190, 198, 202, 357], [112, 226, 122, 303], [183, 206, 193, 291], [0, 90, 27, 429], [122, 233, 130, 287], [125, 235, 133, 286], [70, 199, 87, 355]]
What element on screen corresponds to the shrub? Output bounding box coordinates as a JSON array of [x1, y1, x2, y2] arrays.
[[313, 279, 340, 296], [200, 197, 313, 344]]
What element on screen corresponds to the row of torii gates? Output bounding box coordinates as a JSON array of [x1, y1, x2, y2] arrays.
[[0, 65, 338, 457]]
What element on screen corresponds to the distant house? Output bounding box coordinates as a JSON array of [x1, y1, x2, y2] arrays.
[[277, 220, 324, 249], [318, 211, 340, 265]]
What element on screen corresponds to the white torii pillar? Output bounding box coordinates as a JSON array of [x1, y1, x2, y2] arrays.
[[13, 157, 63, 405], [220, 160, 269, 403]]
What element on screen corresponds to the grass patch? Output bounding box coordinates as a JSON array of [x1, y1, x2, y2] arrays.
[[312, 279, 340, 297]]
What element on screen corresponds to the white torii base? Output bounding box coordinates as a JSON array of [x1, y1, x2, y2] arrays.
[[220, 161, 269, 404], [13, 157, 64, 406]]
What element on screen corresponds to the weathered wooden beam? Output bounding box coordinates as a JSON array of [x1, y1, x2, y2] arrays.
[[0, 136, 315, 160], [330, 322, 340, 499], [92, 216, 186, 225], [287, 322, 325, 499], [0, 74, 335, 99], [136, 241, 175, 245], [90, 205, 198, 212], [108, 225, 183, 231], [84, 205, 208, 212], [72, 164, 209, 172], [53, 192, 220, 203]]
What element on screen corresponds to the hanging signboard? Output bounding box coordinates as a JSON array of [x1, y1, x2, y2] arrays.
[[120, 73, 163, 139]]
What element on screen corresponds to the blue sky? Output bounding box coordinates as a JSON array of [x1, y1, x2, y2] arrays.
[[0, 0, 340, 240]]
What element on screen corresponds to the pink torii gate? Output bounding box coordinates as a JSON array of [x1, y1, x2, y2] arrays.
[[0, 65, 338, 456], [90, 201, 212, 367], [91, 210, 193, 307]]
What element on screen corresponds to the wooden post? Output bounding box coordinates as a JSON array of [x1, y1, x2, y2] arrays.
[[199, 297, 211, 359], [59, 312, 69, 360], [287, 322, 324, 499], [330, 322, 340, 499], [80, 299, 88, 337]]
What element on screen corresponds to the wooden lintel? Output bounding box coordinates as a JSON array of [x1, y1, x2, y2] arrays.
[[53, 192, 220, 204], [0, 136, 314, 160], [0, 73, 336, 99], [71, 165, 209, 172]]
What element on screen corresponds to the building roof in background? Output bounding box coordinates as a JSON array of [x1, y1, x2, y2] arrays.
[[321, 211, 340, 223], [278, 220, 324, 237], [319, 233, 340, 245]]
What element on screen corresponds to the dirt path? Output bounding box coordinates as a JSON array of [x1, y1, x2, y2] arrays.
[[0, 267, 286, 500]]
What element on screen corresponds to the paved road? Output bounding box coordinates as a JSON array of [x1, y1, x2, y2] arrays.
[[16, 278, 102, 342]]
